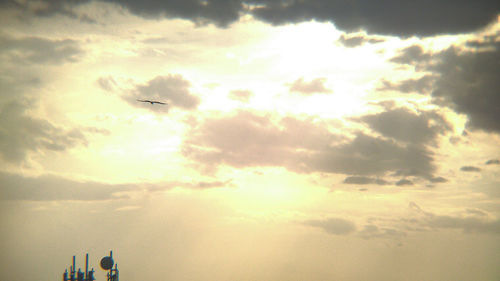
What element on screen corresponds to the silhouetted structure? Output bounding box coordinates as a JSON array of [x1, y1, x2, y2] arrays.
[[100, 251, 119, 281], [62, 254, 95, 281], [62, 251, 118, 281]]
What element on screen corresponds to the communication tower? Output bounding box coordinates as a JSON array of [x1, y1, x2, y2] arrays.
[[62, 254, 95, 281], [62, 251, 118, 281], [100, 251, 119, 281]]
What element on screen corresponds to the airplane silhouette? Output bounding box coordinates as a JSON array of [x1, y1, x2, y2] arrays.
[[137, 99, 167, 105]]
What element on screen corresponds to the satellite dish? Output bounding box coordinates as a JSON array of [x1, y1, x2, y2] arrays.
[[100, 256, 114, 270]]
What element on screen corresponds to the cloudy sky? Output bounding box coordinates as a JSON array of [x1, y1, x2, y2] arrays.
[[1, 1, 499, 280]]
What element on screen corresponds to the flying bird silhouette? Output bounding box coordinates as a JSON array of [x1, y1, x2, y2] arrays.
[[137, 99, 167, 105]]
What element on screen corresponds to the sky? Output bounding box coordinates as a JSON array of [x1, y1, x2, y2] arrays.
[[0, 1, 500, 280]]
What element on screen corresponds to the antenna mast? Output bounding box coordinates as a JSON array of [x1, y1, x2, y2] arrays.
[[62, 253, 95, 281], [100, 250, 119, 281]]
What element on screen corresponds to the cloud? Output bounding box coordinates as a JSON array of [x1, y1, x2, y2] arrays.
[[106, 0, 243, 27], [250, 1, 500, 36], [0, 171, 233, 201], [0, 171, 133, 201], [182, 111, 339, 171], [466, 34, 499, 50], [123, 74, 200, 113], [184, 179, 235, 190], [97, 76, 118, 92], [337, 33, 384, 48], [0, 102, 88, 163], [395, 179, 413, 186], [460, 166, 481, 172], [359, 108, 451, 145], [389, 45, 431, 68], [307, 133, 435, 177], [3, 0, 242, 27], [0, 0, 87, 19], [288, 77, 332, 95], [486, 159, 500, 165], [5, 1, 499, 37], [427, 215, 500, 234], [304, 218, 356, 235], [0, 34, 94, 164], [430, 42, 500, 133], [183, 111, 436, 178], [228, 89, 253, 102], [429, 176, 447, 183], [343, 176, 388, 185], [466, 208, 488, 217], [378, 75, 434, 94], [0, 35, 83, 65], [408, 202, 500, 235], [408, 201, 433, 216], [389, 40, 500, 133], [299, 209, 493, 240], [359, 224, 406, 240]]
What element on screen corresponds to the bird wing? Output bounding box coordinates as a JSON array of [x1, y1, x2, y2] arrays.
[[137, 99, 166, 105]]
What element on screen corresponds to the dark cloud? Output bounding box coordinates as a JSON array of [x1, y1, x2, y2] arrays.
[[485, 159, 500, 165], [0, 35, 83, 65], [0, 0, 87, 19], [466, 34, 499, 49], [431, 42, 500, 133], [4, 1, 499, 36], [337, 33, 384, 48], [343, 176, 372, 185], [429, 176, 447, 183], [251, 0, 500, 36], [359, 108, 451, 145], [228, 89, 253, 102], [389, 45, 431, 68], [371, 100, 397, 110], [343, 176, 388, 185], [288, 77, 332, 95], [389, 41, 500, 133], [106, 0, 243, 27], [307, 133, 435, 177], [0, 171, 132, 201], [2, 0, 243, 27], [304, 218, 356, 235], [378, 75, 434, 94], [395, 179, 413, 186], [0, 102, 88, 163], [183, 111, 436, 178], [124, 75, 200, 113], [460, 166, 481, 172]]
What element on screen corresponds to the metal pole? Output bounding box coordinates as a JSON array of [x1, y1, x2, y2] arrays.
[[109, 251, 113, 281], [72, 256, 76, 281], [85, 253, 89, 281]]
